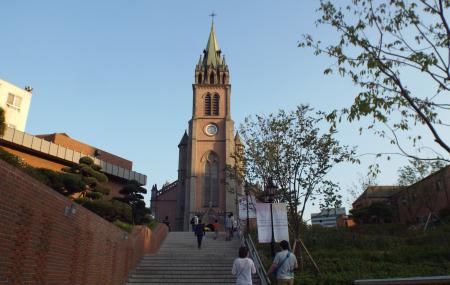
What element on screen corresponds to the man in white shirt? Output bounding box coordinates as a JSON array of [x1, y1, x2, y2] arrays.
[[267, 240, 298, 285], [232, 246, 256, 285]]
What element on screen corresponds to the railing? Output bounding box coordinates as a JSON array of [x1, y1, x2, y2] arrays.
[[354, 276, 450, 285], [241, 231, 271, 285]]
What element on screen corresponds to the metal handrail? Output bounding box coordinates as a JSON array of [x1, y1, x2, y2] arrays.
[[241, 231, 271, 285]]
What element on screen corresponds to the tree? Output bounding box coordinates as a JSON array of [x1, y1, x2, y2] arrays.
[[238, 105, 355, 238], [0, 107, 5, 136], [397, 159, 447, 186], [350, 202, 395, 224], [62, 156, 109, 199], [116, 180, 151, 225], [300, 0, 450, 161]]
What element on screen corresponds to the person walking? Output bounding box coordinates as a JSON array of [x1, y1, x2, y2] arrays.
[[225, 213, 234, 241], [194, 219, 205, 249], [191, 214, 199, 233], [231, 246, 256, 285], [213, 219, 220, 240], [267, 240, 298, 285], [163, 216, 170, 231]]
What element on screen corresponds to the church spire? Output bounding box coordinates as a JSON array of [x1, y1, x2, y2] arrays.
[[203, 21, 222, 67], [195, 18, 229, 85]]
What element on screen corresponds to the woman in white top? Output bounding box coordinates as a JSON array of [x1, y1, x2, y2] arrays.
[[232, 246, 256, 285]]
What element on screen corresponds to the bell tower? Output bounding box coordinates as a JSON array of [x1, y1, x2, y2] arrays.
[[179, 21, 238, 230]]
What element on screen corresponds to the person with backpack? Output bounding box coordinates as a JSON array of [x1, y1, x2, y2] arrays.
[[231, 246, 256, 285], [267, 240, 298, 285]]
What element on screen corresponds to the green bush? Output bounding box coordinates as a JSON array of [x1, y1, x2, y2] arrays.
[[94, 185, 110, 195], [79, 156, 94, 166], [113, 219, 133, 233], [0, 147, 26, 168], [147, 219, 159, 230]]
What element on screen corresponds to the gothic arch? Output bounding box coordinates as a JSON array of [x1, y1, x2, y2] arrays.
[[202, 151, 219, 207], [209, 72, 215, 84]]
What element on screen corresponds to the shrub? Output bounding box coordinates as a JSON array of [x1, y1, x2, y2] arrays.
[[0, 147, 26, 168], [79, 156, 94, 166], [113, 220, 133, 233], [147, 218, 159, 230]]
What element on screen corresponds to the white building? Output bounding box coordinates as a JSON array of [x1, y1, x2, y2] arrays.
[[311, 207, 346, 228], [0, 79, 32, 132]]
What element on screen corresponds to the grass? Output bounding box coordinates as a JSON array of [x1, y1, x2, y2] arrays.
[[252, 224, 450, 285]]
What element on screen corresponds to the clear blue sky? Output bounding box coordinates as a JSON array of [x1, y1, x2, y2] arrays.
[[2, 1, 447, 217]]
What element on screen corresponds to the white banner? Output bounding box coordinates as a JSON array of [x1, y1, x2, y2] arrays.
[[255, 203, 289, 243], [238, 195, 257, 219]]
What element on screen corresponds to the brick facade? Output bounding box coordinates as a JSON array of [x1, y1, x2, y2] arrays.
[[0, 159, 168, 285], [392, 165, 450, 224]]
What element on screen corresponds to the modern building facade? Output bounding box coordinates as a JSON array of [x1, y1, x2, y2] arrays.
[[151, 22, 242, 231], [0, 79, 32, 132], [0, 127, 147, 197], [311, 207, 347, 228]]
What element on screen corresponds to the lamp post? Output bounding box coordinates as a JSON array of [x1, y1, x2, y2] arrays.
[[266, 177, 277, 258], [245, 182, 250, 234]]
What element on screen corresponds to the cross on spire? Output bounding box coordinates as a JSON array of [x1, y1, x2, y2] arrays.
[[209, 12, 217, 23]]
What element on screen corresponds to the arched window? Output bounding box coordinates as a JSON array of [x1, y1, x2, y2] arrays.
[[204, 94, 211, 115], [213, 94, 219, 115], [203, 152, 219, 207], [222, 74, 226, 84], [209, 72, 215, 84], [198, 73, 203, 84]]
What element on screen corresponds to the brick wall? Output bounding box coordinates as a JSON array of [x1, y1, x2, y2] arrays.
[[0, 159, 168, 285], [393, 166, 450, 224]]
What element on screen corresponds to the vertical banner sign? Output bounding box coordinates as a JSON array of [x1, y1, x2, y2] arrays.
[[238, 195, 257, 219], [255, 203, 289, 243]]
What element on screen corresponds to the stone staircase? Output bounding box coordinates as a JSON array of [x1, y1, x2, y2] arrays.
[[126, 231, 261, 284]]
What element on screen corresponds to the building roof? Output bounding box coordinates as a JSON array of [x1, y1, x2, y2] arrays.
[[1, 127, 146, 185], [354, 185, 404, 205], [202, 22, 224, 67], [178, 131, 188, 147], [36, 132, 132, 170]]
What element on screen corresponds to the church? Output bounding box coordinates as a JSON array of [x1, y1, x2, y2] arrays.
[[151, 22, 243, 231]]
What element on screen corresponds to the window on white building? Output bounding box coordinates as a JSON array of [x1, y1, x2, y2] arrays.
[[7, 93, 22, 111]]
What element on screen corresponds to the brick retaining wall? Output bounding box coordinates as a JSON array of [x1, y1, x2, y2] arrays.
[[0, 159, 168, 285]]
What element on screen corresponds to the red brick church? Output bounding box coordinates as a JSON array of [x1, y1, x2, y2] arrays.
[[151, 22, 243, 231]]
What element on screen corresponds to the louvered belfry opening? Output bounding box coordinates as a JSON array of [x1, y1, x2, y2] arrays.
[[204, 94, 211, 115], [212, 94, 219, 115]]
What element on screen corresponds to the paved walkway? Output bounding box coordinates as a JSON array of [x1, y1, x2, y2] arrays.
[[126, 231, 260, 284]]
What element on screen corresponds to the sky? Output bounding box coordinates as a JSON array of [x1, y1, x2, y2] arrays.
[[2, 1, 449, 219]]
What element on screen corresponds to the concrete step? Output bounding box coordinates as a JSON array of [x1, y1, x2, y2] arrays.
[[126, 232, 260, 285]]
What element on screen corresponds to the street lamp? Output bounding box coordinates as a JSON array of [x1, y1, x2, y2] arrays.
[[266, 177, 277, 258]]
